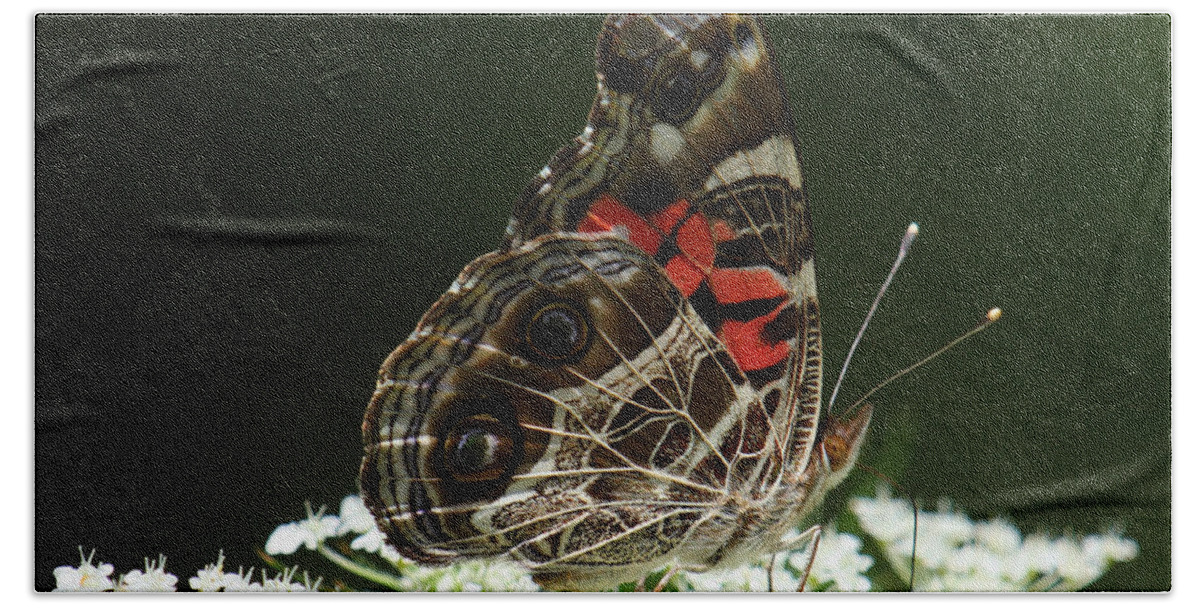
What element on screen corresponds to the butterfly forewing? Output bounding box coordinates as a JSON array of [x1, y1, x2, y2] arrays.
[[508, 14, 822, 463]]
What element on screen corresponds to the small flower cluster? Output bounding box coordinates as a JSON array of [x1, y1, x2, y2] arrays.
[[50, 491, 1138, 592], [264, 496, 869, 591], [393, 560, 541, 592], [53, 549, 184, 592], [681, 529, 872, 592], [850, 488, 1139, 591], [263, 495, 537, 591], [265, 496, 400, 564], [803, 529, 875, 591], [188, 551, 322, 592], [52, 547, 321, 592], [52, 549, 122, 592], [117, 555, 179, 591]]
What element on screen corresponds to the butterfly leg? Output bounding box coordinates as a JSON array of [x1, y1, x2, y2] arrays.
[[789, 525, 823, 592], [767, 554, 778, 591], [651, 565, 681, 592]]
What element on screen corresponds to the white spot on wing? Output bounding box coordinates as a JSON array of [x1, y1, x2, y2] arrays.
[[793, 261, 817, 301], [650, 122, 686, 164], [373, 435, 436, 450], [704, 135, 802, 190], [738, 29, 761, 66]]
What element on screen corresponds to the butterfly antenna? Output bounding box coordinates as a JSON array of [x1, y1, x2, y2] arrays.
[[843, 307, 1002, 419], [827, 222, 920, 415]]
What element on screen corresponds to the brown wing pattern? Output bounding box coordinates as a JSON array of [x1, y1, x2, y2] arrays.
[[360, 14, 872, 591], [507, 13, 824, 496], [361, 234, 772, 589]]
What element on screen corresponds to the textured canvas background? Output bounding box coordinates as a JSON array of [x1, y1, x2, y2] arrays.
[[34, 14, 1170, 591]]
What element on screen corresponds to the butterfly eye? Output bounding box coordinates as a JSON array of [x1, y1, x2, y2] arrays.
[[445, 414, 514, 483], [524, 301, 591, 365]]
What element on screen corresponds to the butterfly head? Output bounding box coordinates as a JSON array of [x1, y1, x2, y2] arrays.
[[815, 403, 873, 487]]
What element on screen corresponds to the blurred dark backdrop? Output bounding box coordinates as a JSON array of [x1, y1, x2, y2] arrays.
[[34, 14, 1169, 591]]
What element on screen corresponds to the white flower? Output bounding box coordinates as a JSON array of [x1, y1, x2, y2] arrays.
[[400, 559, 538, 592], [260, 566, 321, 592], [1084, 532, 1139, 565], [380, 543, 403, 563], [912, 508, 976, 573], [975, 518, 1022, 554], [329, 494, 405, 564], [802, 530, 873, 591], [117, 555, 178, 592], [849, 489, 914, 544], [53, 548, 116, 592], [265, 503, 340, 555], [349, 527, 386, 552], [942, 544, 1003, 590], [261, 577, 306, 592], [1021, 533, 1058, 573], [685, 563, 773, 592], [223, 566, 264, 592], [188, 551, 271, 592], [252, 492, 1135, 593], [469, 560, 539, 592], [849, 487, 1139, 591], [265, 523, 306, 555], [352, 527, 404, 563], [188, 551, 227, 591], [337, 494, 377, 536]]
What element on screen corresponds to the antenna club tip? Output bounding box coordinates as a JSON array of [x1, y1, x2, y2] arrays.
[[906, 222, 919, 236], [986, 307, 1003, 322]]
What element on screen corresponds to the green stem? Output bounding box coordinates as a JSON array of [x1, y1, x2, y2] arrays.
[[315, 543, 408, 591]]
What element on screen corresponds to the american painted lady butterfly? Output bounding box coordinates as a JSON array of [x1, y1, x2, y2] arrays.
[[360, 14, 871, 591]]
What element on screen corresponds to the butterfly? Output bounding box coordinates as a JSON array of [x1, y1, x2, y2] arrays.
[[359, 14, 871, 591]]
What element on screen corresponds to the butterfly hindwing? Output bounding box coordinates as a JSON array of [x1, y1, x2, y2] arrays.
[[361, 234, 759, 589]]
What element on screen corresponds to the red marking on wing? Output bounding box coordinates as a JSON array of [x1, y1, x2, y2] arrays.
[[709, 267, 789, 305], [664, 213, 716, 298], [675, 214, 716, 269], [720, 302, 792, 371], [665, 256, 705, 297], [578, 194, 663, 254], [650, 199, 690, 234], [711, 219, 738, 242], [578, 195, 794, 373]]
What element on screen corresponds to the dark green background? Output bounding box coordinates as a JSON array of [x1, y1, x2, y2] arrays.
[[35, 14, 1169, 591]]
